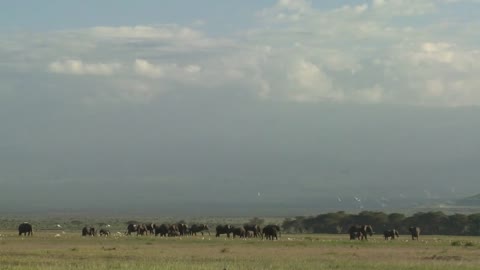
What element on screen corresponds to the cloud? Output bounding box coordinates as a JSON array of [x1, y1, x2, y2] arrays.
[[91, 25, 203, 41], [371, 0, 436, 16], [259, 0, 312, 22], [134, 59, 164, 78], [354, 85, 385, 104], [287, 59, 341, 102], [184, 65, 201, 73], [3, 1, 480, 107], [48, 59, 122, 76]]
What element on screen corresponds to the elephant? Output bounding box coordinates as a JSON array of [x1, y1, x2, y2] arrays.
[[126, 224, 138, 235], [232, 226, 247, 238], [243, 224, 262, 238], [262, 224, 280, 240], [18, 222, 33, 236], [177, 223, 189, 236], [384, 229, 400, 240], [136, 224, 148, 236], [168, 224, 180, 236], [154, 224, 169, 237], [348, 225, 374, 240], [145, 223, 155, 235], [409, 226, 420, 240], [82, 226, 96, 236], [81, 226, 89, 236], [215, 224, 233, 238], [349, 231, 361, 240], [99, 229, 110, 236], [190, 224, 210, 236]]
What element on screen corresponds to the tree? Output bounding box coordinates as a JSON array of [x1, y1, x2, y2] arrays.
[[446, 214, 468, 235], [467, 214, 480, 235], [388, 213, 405, 226]]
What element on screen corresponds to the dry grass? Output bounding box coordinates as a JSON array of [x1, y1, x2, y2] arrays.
[[1, 231, 479, 269]]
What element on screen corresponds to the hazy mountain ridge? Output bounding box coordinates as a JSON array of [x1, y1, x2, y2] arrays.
[[454, 194, 480, 206]]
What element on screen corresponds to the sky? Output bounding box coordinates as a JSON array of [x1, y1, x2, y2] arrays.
[[1, 0, 480, 215]]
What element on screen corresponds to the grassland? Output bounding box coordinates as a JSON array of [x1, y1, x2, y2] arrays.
[[1, 230, 480, 270]]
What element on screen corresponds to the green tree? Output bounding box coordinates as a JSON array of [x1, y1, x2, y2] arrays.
[[446, 214, 468, 235], [467, 214, 480, 235]]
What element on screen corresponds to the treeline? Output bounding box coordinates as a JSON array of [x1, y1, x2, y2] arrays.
[[282, 211, 480, 236]]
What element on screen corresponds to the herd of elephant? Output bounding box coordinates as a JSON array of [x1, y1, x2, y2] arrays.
[[348, 225, 421, 241], [118, 223, 281, 240], [17, 221, 420, 241]]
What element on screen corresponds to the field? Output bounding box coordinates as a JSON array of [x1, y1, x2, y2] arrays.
[[1, 230, 480, 270]]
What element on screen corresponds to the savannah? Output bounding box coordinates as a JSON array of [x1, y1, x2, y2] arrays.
[[3, 1, 480, 269], [1, 228, 479, 270]]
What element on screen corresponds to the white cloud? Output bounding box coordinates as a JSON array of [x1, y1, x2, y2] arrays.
[[92, 25, 203, 41], [277, 0, 311, 12], [184, 65, 201, 73], [287, 60, 342, 102], [371, 0, 436, 16], [259, 0, 312, 22], [4, 1, 480, 107], [48, 59, 121, 76], [354, 85, 385, 103], [134, 59, 164, 78]]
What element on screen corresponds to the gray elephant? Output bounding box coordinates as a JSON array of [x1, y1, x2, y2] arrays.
[[145, 223, 155, 235], [190, 224, 210, 236], [243, 224, 262, 238], [409, 226, 420, 240], [126, 223, 138, 235], [215, 224, 233, 238], [232, 226, 247, 238], [348, 225, 373, 240], [262, 224, 280, 240], [177, 223, 189, 236], [383, 229, 400, 240], [168, 224, 180, 236], [349, 230, 361, 240], [99, 228, 110, 236], [154, 224, 169, 237], [82, 226, 96, 236], [18, 222, 33, 236], [136, 224, 148, 236]]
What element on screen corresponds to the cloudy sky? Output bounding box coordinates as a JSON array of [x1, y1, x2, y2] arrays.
[[1, 0, 480, 215]]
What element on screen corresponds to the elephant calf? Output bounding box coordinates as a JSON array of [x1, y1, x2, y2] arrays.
[[383, 229, 399, 240], [99, 229, 110, 236]]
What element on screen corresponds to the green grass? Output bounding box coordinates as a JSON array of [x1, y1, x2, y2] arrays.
[[1, 231, 480, 269]]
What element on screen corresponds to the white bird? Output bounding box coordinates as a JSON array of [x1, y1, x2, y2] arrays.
[[106, 224, 111, 227], [56, 224, 62, 228], [337, 196, 342, 202], [354, 196, 361, 202], [258, 192, 261, 197]]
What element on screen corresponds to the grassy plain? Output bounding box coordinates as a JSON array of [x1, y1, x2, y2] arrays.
[[1, 230, 479, 270]]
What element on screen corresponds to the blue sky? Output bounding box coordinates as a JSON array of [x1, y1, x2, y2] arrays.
[[4, 1, 476, 32], [1, 0, 480, 213], [1, 1, 270, 33]]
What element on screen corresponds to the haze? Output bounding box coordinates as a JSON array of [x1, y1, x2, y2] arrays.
[[1, 0, 479, 216]]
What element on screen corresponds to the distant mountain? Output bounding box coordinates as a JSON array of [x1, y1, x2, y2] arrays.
[[455, 194, 480, 206]]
